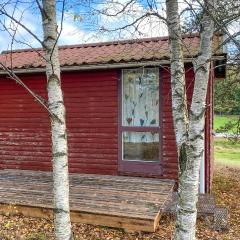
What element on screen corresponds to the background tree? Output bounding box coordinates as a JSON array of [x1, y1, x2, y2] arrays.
[[182, 0, 240, 140], [214, 66, 240, 115]]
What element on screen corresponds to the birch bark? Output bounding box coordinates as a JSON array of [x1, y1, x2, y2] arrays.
[[166, 0, 215, 239], [41, 1, 72, 239]]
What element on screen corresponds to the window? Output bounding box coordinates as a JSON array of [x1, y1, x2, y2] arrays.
[[123, 131, 159, 161], [122, 68, 159, 127], [121, 68, 160, 162]]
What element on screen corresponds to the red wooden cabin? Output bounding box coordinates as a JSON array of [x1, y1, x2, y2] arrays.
[[0, 34, 226, 193]]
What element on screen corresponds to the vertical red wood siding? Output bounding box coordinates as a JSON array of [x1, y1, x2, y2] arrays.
[[205, 67, 214, 193]]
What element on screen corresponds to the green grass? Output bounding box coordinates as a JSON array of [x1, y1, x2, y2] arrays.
[[214, 138, 240, 167], [214, 115, 239, 133]]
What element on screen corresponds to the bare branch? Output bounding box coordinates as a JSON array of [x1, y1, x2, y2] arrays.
[[100, 11, 166, 32], [97, 0, 136, 17], [194, 0, 240, 51], [0, 5, 45, 47]]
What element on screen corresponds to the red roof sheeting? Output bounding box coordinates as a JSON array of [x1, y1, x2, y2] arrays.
[[0, 34, 224, 70]]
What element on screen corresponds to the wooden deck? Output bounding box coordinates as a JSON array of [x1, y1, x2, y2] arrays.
[[0, 170, 174, 232]]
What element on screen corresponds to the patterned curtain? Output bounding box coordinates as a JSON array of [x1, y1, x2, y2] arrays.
[[122, 68, 159, 144]]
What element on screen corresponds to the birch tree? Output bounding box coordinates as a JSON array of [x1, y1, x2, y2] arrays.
[[40, 1, 72, 239], [0, 1, 72, 239], [166, 0, 215, 239]]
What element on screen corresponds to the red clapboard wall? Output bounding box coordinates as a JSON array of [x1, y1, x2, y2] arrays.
[[0, 74, 51, 171], [0, 67, 212, 186], [161, 66, 195, 181], [65, 71, 118, 175], [0, 70, 118, 175]]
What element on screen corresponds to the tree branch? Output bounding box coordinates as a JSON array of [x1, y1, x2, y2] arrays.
[[97, 0, 136, 17], [194, 0, 240, 51], [0, 5, 45, 47]]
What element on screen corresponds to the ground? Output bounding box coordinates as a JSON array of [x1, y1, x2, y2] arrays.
[[0, 137, 239, 240], [215, 138, 240, 166]]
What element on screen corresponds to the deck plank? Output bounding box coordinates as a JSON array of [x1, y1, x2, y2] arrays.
[[0, 170, 174, 232]]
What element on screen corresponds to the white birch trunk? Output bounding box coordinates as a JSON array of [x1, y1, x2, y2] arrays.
[[165, 0, 188, 148], [41, 1, 72, 239], [166, 0, 215, 239]]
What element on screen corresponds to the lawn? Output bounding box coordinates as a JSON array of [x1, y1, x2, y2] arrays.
[[214, 138, 240, 167], [214, 115, 239, 133]]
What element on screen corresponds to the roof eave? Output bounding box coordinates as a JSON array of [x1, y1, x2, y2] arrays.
[[0, 55, 226, 75]]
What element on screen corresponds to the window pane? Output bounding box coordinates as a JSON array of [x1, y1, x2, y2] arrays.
[[122, 68, 159, 127], [123, 131, 159, 161]]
